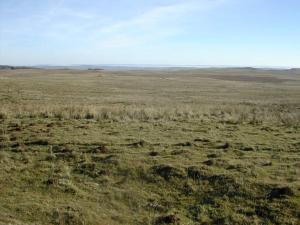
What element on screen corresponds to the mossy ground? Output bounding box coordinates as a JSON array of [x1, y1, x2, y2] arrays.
[[0, 118, 299, 224]]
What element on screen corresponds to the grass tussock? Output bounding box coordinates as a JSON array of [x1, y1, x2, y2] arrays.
[[0, 103, 299, 125]]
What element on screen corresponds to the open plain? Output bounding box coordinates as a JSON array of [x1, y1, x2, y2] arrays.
[[0, 68, 300, 225]]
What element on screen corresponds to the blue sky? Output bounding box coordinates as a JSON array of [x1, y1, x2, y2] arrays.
[[0, 0, 299, 67]]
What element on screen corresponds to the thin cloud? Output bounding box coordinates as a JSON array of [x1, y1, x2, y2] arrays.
[[101, 0, 222, 33], [97, 0, 226, 48]]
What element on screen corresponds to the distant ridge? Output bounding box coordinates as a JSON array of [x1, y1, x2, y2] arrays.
[[1, 64, 299, 71], [34, 64, 297, 70], [0, 65, 35, 70]]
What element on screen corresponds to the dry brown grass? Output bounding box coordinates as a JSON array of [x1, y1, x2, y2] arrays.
[[0, 102, 299, 125], [0, 68, 299, 125]]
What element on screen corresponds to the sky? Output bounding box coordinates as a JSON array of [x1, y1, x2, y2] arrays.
[[0, 0, 299, 67]]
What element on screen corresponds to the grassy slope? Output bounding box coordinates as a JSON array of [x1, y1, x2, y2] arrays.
[[0, 68, 300, 225]]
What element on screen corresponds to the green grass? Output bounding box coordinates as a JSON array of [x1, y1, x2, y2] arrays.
[[0, 68, 299, 224]]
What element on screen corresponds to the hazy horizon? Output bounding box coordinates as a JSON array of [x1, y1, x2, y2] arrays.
[[1, 0, 300, 67], [2, 64, 298, 70]]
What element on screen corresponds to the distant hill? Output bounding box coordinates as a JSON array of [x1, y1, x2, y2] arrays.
[[1, 64, 299, 73], [289, 68, 300, 73], [0, 65, 35, 70]]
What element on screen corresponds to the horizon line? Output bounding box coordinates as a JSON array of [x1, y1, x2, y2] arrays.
[[1, 64, 298, 70]]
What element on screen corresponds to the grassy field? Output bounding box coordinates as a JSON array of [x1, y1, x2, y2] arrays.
[[0, 68, 300, 224]]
